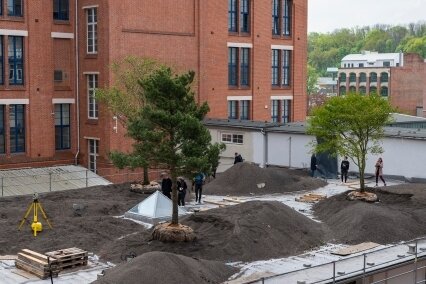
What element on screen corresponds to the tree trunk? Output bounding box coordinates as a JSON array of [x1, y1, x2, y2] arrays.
[[359, 154, 366, 192], [142, 166, 149, 185], [171, 170, 178, 225]]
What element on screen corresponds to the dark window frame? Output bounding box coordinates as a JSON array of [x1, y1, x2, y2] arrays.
[[10, 104, 25, 153], [53, 0, 69, 21], [7, 0, 22, 17], [55, 104, 71, 150], [239, 100, 250, 120], [0, 36, 3, 85], [272, 0, 292, 36], [88, 139, 99, 173], [370, 72, 377, 83], [228, 47, 238, 86], [8, 36, 24, 86], [240, 47, 250, 86], [228, 100, 238, 119], [229, 0, 251, 35], [272, 49, 291, 87], [271, 99, 291, 123], [240, 0, 250, 33], [228, 0, 237, 32]]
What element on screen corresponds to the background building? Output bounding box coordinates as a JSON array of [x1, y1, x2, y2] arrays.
[[0, 0, 308, 180], [338, 51, 424, 116]]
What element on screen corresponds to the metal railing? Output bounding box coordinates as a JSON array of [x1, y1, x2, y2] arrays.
[[245, 237, 426, 284]]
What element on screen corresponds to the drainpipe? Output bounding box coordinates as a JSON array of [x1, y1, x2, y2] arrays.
[[74, 0, 80, 165], [261, 128, 267, 168], [288, 136, 292, 167]]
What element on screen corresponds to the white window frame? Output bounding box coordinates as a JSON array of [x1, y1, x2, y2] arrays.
[[87, 74, 98, 119], [221, 133, 244, 145], [86, 7, 97, 54], [88, 139, 99, 173]]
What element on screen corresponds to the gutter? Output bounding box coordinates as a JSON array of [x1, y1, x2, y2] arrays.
[[74, 0, 80, 165]]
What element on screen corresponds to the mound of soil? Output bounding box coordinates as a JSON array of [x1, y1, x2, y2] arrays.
[[94, 251, 237, 284], [314, 188, 426, 244], [112, 201, 326, 263], [204, 163, 327, 196]]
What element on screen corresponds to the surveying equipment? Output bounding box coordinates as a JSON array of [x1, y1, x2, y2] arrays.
[[18, 193, 52, 237]]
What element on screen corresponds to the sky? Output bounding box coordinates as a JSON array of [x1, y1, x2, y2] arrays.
[[308, 0, 426, 33]]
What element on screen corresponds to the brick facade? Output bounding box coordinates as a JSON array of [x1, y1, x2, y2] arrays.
[[0, 0, 308, 181]]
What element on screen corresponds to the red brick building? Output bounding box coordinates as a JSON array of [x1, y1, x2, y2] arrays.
[[338, 52, 424, 116], [0, 0, 307, 180]]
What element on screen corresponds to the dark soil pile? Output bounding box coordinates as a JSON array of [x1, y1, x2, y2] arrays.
[[0, 183, 149, 259], [93, 251, 237, 284], [314, 185, 426, 244], [204, 162, 327, 196], [112, 201, 326, 263]]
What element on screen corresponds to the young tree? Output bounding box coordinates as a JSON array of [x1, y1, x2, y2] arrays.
[[126, 67, 224, 225], [96, 56, 161, 184], [307, 93, 394, 192]]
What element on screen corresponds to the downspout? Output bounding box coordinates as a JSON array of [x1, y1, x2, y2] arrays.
[[261, 128, 268, 168], [288, 136, 292, 167], [74, 0, 80, 165]]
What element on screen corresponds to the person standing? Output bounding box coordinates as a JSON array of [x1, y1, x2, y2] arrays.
[[177, 177, 187, 206], [193, 172, 205, 204], [375, 157, 386, 187], [310, 154, 317, 177], [161, 172, 172, 199], [340, 156, 350, 183], [234, 152, 243, 164]]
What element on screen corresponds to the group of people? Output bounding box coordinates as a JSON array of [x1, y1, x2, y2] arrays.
[[310, 154, 386, 186], [160, 172, 205, 206]]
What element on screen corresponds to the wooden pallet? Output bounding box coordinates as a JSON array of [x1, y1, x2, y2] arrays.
[[45, 247, 88, 270], [14, 249, 59, 279]]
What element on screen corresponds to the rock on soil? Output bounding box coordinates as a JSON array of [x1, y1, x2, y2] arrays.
[[204, 162, 327, 196], [314, 186, 426, 244], [93, 251, 237, 284]]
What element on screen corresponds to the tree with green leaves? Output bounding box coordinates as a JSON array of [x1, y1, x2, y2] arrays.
[[122, 66, 224, 226], [307, 93, 394, 192], [96, 56, 162, 184]]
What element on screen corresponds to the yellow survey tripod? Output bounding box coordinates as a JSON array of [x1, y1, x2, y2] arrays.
[[18, 193, 52, 237]]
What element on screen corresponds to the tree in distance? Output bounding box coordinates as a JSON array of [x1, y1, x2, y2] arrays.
[[307, 93, 394, 192], [96, 56, 162, 184]]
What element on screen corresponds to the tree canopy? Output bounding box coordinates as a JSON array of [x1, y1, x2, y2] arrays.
[[114, 66, 224, 224], [307, 93, 394, 191], [309, 22, 426, 76]]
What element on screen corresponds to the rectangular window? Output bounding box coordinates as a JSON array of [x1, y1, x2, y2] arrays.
[[272, 0, 279, 35], [359, 63, 364, 67], [240, 48, 250, 86], [228, 100, 238, 119], [228, 0, 237, 32], [272, 0, 292, 36], [7, 0, 22, 16], [271, 99, 291, 123], [281, 99, 291, 123], [282, 0, 291, 36], [88, 139, 99, 173], [87, 7, 97, 54], [55, 104, 71, 150], [87, 74, 98, 119], [272, 49, 279, 86], [282, 50, 291, 86], [271, 100, 279, 122], [53, 0, 69, 21], [221, 133, 243, 144], [0, 36, 3, 85], [0, 106, 4, 154], [383, 61, 390, 67], [240, 0, 250, 33], [272, 49, 291, 87], [228, 47, 238, 86], [10, 104, 25, 153], [239, 100, 250, 120], [8, 36, 24, 85]]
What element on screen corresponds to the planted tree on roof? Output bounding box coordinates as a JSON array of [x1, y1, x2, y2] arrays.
[[127, 66, 224, 239], [96, 56, 162, 184], [307, 93, 394, 192]]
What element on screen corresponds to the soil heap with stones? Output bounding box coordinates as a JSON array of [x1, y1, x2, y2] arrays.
[[204, 162, 327, 196]]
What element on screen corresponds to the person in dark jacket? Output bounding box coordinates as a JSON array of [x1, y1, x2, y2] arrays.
[[161, 172, 172, 199], [177, 177, 187, 206], [234, 152, 243, 164], [193, 172, 205, 204], [310, 154, 317, 177], [340, 156, 350, 183]]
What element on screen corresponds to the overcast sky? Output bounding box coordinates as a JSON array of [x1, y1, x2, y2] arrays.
[[308, 0, 426, 33]]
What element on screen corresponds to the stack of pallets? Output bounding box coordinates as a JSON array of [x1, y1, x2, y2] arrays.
[[45, 247, 88, 270], [15, 249, 59, 279]]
